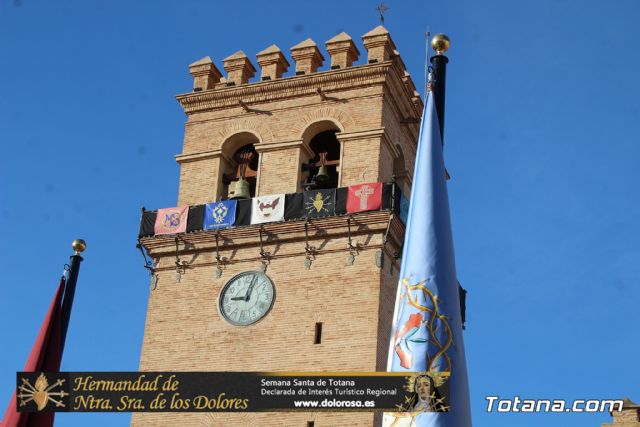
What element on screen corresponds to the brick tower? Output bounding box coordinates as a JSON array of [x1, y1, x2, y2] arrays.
[[134, 26, 422, 426]]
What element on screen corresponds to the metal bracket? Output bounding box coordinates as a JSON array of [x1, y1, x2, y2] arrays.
[[304, 220, 317, 269], [258, 225, 271, 271], [174, 237, 187, 282], [214, 232, 225, 278], [136, 240, 158, 290], [346, 216, 359, 266]]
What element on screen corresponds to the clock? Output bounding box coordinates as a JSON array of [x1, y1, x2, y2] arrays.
[[219, 271, 275, 326]]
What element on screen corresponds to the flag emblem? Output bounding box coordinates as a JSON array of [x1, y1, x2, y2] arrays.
[[393, 277, 452, 372], [251, 194, 285, 224], [18, 373, 66, 411], [154, 206, 188, 235], [212, 203, 228, 223], [303, 189, 335, 218], [204, 200, 237, 230], [346, 182, 382, 213]]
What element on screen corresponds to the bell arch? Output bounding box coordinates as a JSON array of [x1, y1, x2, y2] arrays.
[[220, 131, 261, 199]]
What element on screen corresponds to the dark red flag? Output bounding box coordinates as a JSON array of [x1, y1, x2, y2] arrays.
[[346, 182, 383, 213], [2, 277, 64, 427]]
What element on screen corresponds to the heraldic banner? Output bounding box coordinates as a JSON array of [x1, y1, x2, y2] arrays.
[[251, 194, 285, 224], [346, 182, 383, 213], [303, 189, 336, 218], [154, 206, 189, 235], [204, 200, 237, 230]]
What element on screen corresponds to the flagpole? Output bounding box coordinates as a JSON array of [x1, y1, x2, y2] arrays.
[[429, 34, 450, 143], [60, 239, 86, 356]]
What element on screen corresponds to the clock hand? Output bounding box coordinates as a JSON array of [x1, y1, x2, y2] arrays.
[[230, 296, 245, 301], [244, 276, 258, 301]]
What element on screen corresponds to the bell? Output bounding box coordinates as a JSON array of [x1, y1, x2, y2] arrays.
[[230, 177, 251, 199], [314, 165, 330, 185]]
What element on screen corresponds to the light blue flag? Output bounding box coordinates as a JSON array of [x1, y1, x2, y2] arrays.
[[384, 93, 471, 426], [204, 200, 237, 230]]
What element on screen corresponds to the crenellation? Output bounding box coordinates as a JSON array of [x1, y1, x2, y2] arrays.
[[325, 31, 360, 69], [290, 38, 325, 75], [361, 25, 396, 63], [256, 44, 290, 81], [188, 56, 222, 91], [222, 50, 256, 85]]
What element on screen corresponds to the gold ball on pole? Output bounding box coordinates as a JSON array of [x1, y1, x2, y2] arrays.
[[72, 239, 87, 255], [431, 34, 451, 55]]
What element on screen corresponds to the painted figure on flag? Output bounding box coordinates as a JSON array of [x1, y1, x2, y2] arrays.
[[393, 277, 452, 372]]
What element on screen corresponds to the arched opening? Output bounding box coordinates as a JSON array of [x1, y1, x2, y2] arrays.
[[220, 132, 260, 199], [304, 130, 341, 189], [393, 145, 406, 180]]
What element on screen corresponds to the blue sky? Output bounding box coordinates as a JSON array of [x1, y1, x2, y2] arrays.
[[1, 0, 639, 426]]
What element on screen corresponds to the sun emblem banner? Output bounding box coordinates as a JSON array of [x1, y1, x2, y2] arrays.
[[204, 200, 237, 230], [384, 93, 471, 426], [251, 194, 285, 224], [154, 206, 189, 235], [346, 182, 383, 213], [303, 189, 335, 218]]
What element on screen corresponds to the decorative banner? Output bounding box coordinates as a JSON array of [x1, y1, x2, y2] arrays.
[[154, 207, 189, 235], [251, 194, 285, 224], [16, 372, 450, 413], [346, 182, 383, 213], [303, 189, 336, 218], [139, 211, 157, 237], [204, 200, 237, 230], [399, 193, 409, 225], [284, 193, 304, 220], [187, 205, 205, 233], [384, 93, 471, 426]]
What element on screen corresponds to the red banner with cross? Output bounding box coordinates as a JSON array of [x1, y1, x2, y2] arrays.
[[346, 182, 383, 213]]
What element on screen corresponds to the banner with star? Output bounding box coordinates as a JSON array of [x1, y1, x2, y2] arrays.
[[204, 200, 237, 230]]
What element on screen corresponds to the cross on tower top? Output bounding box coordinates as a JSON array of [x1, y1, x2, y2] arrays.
[[376, 2, 389, 25]]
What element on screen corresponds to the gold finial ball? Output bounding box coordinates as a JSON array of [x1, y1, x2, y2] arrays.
[[72, 239, 86, 254], [431, 34, 451, 55]]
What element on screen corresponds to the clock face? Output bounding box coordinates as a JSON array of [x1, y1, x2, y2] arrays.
[[219, 271, 275, 326]]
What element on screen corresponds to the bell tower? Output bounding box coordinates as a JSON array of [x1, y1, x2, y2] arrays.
[[134, 26, 422, 427]]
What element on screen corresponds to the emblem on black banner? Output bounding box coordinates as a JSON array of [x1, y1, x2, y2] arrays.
[[18, 373, 67, 411], [304, 190, 334, 217]]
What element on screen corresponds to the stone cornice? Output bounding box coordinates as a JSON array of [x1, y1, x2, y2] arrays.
[[176, 62, 394, 114]]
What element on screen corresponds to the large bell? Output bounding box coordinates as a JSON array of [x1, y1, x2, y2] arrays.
[[230, 177, 251, 199], [314, 165, 330, 185]]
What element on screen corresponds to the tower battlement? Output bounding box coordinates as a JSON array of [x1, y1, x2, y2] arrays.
[[183, 26, 421, 112]]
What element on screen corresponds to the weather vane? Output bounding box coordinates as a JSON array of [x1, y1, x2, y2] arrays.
[[376, 2, 389, 25]]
